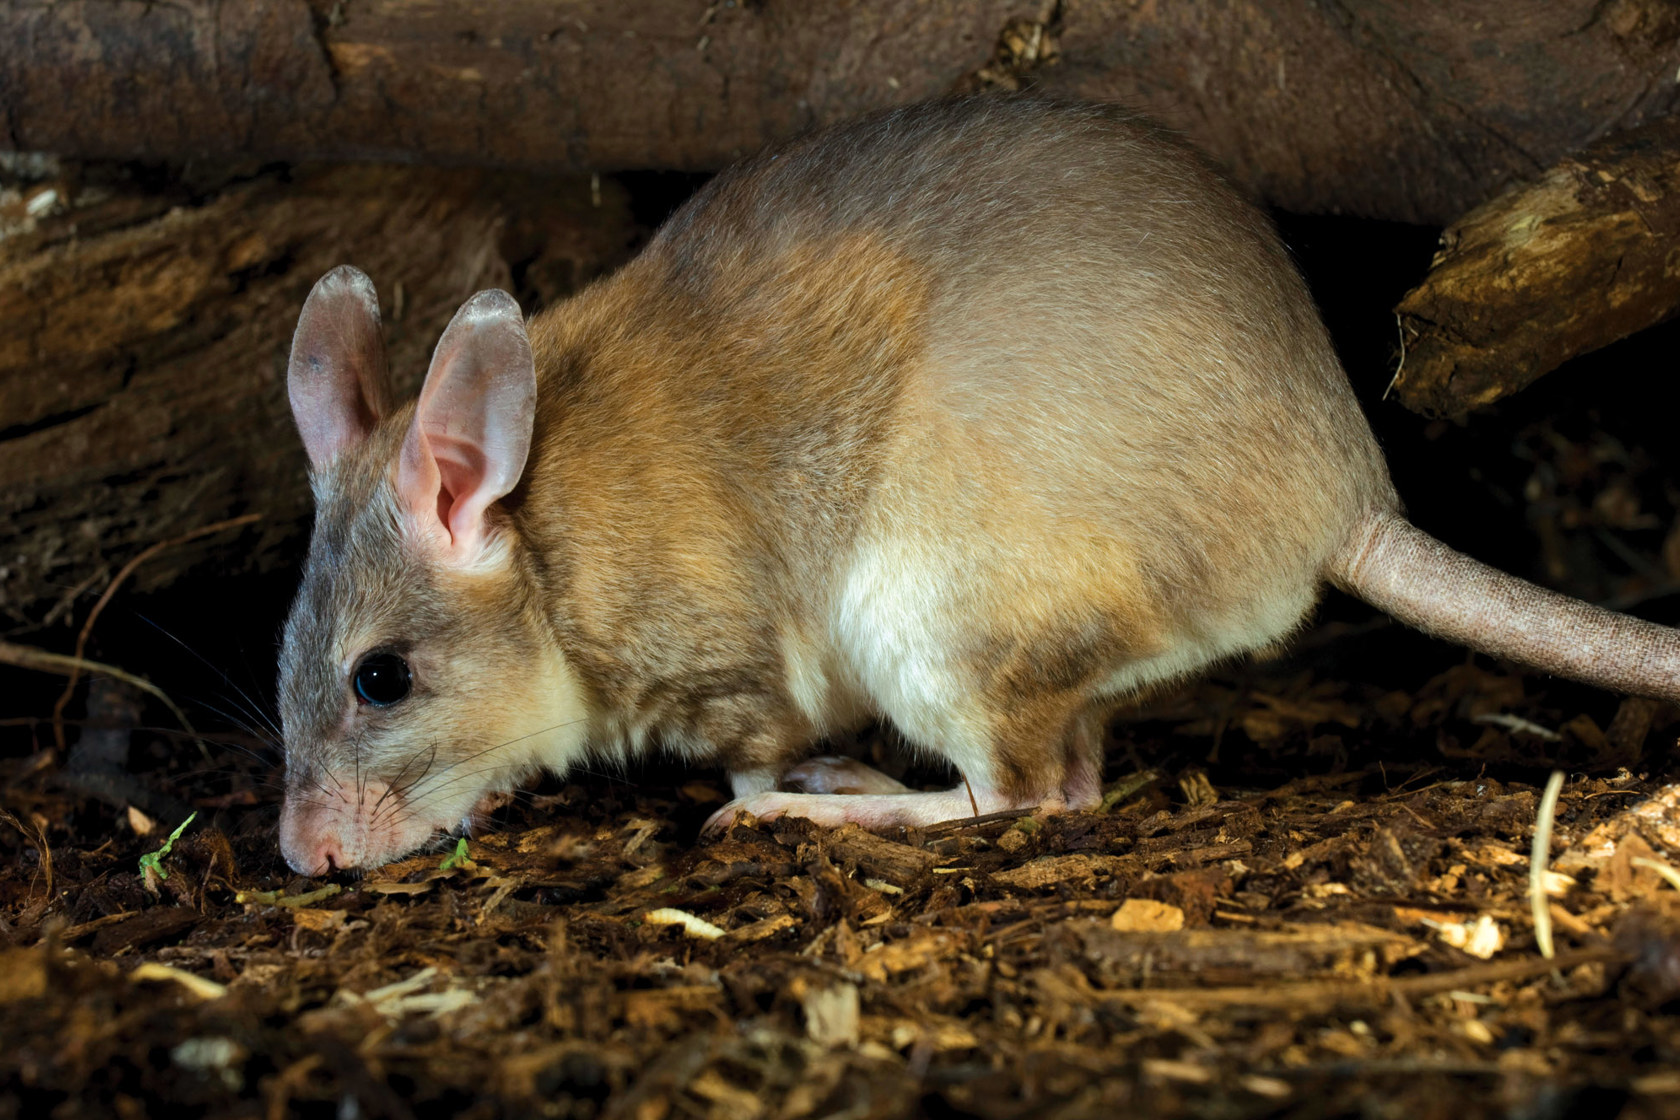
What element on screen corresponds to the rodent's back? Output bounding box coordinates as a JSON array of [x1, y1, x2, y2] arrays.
[[659, 99, 1389, 492], [650, 99, 1395, 620]]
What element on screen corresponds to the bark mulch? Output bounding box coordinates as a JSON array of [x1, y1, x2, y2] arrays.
[[4, 655, 1680, 1120]]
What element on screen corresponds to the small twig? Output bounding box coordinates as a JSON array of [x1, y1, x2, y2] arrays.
[[39, 565, 110, 629], [1099, 946, 1626, 1014], [1630, 856, 1680, 892], [54, 910, 138, 944], [1530, 770, 1566, 960], [0, 640, 199, 753], [922, 807, 1035, 834], [1383, 311, 1406, 400], [963, 773, 980, 817], [0, 806, 53, 898], [49, 513, 260, 753], [1474, 713, 1561, 742], [1393, 945, 1621, 996]]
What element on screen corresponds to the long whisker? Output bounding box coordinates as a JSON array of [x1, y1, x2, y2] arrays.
[[135, 614, 283, 740], [372, 740, 437, 819], [372, 718, 590, 819], [184, 698, 282, 749]]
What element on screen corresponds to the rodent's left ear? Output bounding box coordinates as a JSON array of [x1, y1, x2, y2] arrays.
[[288, 265, 393, 469], [397, 290, 536, 560]]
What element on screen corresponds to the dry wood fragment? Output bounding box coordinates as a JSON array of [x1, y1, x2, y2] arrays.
[[1058, 920, 1425, 985], [1086, 946, 1625, 1016], [1394, 116, 1680, 417], [1110, 899, 1184, 932], [855, 928, 959, 983], [989, 853, 1140, 890], [820, 825, 941, 888], [723, 914, 798, 944]]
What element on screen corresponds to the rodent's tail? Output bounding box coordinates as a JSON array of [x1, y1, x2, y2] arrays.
[[1329, 509, 1680, 702]]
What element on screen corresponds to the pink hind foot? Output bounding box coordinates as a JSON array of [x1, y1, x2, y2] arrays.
[[697, 780, 1105, 836]]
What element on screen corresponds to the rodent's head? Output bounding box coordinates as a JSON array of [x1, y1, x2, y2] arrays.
[[276, 266, 588, 876]]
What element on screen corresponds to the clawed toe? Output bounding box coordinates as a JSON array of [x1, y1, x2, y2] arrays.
[[701, 796, 787, 837], [701, 802, 741, 837]]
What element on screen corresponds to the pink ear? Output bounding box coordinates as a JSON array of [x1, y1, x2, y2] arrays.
[[287, 266, 393, 468], [396, 289, 535, 559]]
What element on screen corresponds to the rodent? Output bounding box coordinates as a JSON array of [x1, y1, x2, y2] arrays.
[[276, 97, 1680, 876]]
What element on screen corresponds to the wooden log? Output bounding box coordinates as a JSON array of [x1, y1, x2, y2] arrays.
[[2, 1, 1678, 224], [1391, 116, 1680, 418], [1044, 0, 1680, 224], [0, 163, 638, 626]]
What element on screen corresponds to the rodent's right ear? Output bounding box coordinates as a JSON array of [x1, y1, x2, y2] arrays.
[[287, 265, 394, 469]]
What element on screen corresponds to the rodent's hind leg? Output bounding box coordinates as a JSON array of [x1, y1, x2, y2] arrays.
[[703, 692, 1109, 838], [1060, 704, 1108, 813], [779, 755, 912, 795]]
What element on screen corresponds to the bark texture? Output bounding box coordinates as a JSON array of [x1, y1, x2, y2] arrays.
[[0, 163, 638, 625], [1392, 116, 1680, 418], [2, 1, 1678, 223]]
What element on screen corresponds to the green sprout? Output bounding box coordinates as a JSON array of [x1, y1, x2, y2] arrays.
[[137, 811, 198, 880], [439, 838, 471, 871]]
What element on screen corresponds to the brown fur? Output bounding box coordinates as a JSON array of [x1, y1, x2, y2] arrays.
[[519, 229, 930, 770]]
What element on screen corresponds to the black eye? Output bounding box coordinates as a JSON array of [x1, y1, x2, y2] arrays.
[[353, 653, 412, 706]]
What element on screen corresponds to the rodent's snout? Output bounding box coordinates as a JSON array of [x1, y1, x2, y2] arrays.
[[278, 784, 371, 876], [277, 802, 345, 877], [282, 830, 346, 878], [278, 778, 436, 876]]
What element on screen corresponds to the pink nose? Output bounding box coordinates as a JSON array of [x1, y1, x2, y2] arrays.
[[279, 808, 345, 876], [278, 780, 391, 875], [295, 835, 345, 876]]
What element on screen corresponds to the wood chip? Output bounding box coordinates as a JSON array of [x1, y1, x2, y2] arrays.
[[1110, 899, 1185, 932], [990, 854, 1136, 890], [856, 929, 957, 983], [723, 914, 797, 943], [803, 983, 860, 1049]]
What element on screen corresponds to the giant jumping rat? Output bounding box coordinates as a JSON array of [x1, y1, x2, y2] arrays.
[[277, 98, 1680, 875]]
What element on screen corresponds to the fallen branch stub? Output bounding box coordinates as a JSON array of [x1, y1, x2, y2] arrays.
[[1392, 116, 1680, 418]]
